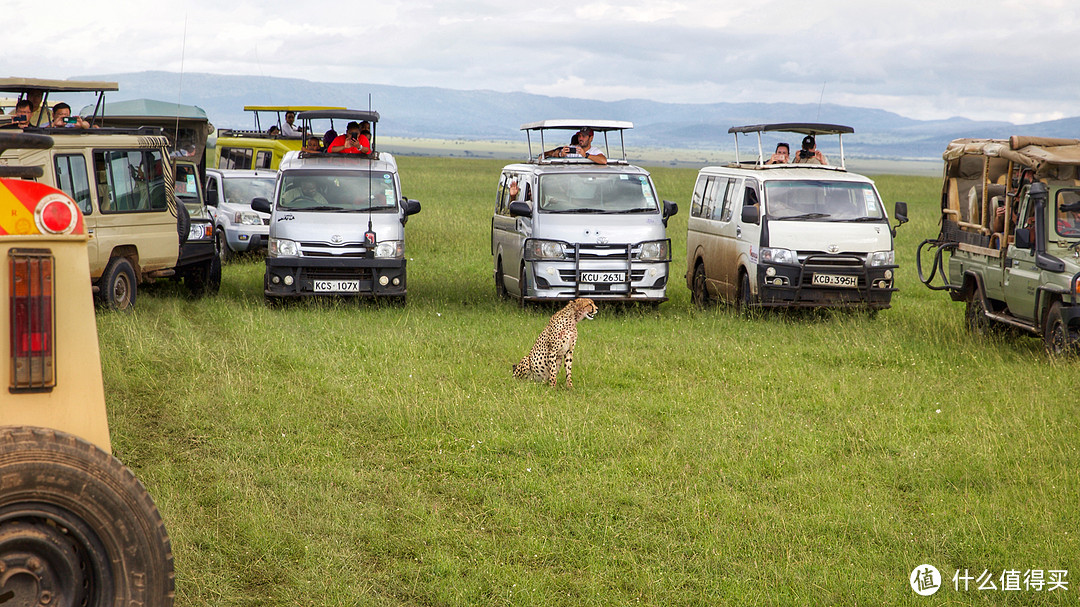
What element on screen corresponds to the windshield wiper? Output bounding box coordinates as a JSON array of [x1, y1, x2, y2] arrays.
[[611, 207, 656, 214], [835, 216, 885, 222], [296, 205, 346, 212], [552, 208, 606, 214], [776, 212, 831, 220]]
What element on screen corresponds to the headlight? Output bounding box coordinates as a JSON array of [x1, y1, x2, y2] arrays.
[[188, 222, 212, 241], [374, 240, 404, 259], [269, 238, 299, 257], [234, 211, 263, 225], [867, 250, 895, 267], [761, 247, 798, 265], [526, 239, 567, 260], [636, 240, 669, 261]]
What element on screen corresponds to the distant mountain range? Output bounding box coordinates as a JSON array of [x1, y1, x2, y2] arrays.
[[80, 71, 1080, 160]]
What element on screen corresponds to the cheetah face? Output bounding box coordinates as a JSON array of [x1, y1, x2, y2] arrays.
[[574, 298, 598, 321]]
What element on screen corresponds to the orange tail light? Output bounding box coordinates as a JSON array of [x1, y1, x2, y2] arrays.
[[9, 248, 55, 391]]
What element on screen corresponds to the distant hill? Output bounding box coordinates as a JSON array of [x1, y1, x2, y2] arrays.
[[78, 71, 1076, 161]]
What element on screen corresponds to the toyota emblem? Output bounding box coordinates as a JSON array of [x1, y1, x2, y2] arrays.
[[331, 235, 343, 244], [827, 244, 840, 254]]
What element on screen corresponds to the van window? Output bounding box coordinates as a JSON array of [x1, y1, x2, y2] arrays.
[[255, 150, 273, 169], [174, 163, 201, 212], [206, 176, 220, 205], [220, 147, 253, 170], [538, 173, 657, 214], [54, 153, 92, 215], [278, 170, 398, 212], [711, 178, 733, 221], [690, 176, 709, 218], [764, 180, 882, 220], [93, 149, 168, 213], [497, 173, 511, 215]]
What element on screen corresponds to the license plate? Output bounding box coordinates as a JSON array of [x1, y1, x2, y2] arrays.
[[580, 272, 626, 283], [812, 273, 858, 288], [313, 280, 360, 293]]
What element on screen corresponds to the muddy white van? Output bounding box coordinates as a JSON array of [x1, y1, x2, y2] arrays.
[[492, 120, 678, 303], [251, 109, 421, 303], [686, 123, 907, 310]]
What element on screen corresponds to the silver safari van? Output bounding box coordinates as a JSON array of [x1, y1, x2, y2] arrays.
[[491, 120, 678, 303], [251, 109, 421, 303]]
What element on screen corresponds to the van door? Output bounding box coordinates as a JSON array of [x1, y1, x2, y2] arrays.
[[709, 177, 742, 300], [492, 171, 529, 295], [735, 179, 761, 298], [1003, 190, 1040, 321]]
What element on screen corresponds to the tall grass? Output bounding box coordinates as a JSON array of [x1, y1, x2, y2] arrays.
[[96, 158, 1079, 605]]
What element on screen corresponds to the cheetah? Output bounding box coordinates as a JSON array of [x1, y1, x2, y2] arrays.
[[512, 298, 598, 388]]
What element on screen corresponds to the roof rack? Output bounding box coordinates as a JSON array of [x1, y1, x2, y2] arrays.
[[520, 119, 632, 165], [297, 109, 381, 158], [241, 105, 346, 133], [728, 122, 854, 170], [0, 77, 119, 128]]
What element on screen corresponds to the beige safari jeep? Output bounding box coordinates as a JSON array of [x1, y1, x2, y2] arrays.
[[0, 132, 174, 605]]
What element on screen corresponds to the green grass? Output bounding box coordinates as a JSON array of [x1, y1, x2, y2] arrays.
[[98, 158, 1079, 605]]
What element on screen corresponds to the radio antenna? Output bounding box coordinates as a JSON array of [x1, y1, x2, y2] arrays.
[[174, 13, 188, 152], [816, 81, 827, 121]]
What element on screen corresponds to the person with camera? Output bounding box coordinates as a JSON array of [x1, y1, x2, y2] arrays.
[[328, 121, 372, 154], [792, 135, 828, 165], [544, 127, 607, 164], [48, 102, 90, 129], [766, 142, 790, 164]]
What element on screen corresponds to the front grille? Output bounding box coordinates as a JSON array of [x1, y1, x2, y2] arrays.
[[299, 242, 369, 257], [558, 269, 647, 281], [308, 267, 374, 280]]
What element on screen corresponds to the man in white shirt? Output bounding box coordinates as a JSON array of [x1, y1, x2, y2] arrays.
[[563, 127, 607, 165], [281, 111, 302, 137]]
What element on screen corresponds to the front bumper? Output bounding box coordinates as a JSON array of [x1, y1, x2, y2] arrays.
[[226, 224, 269, 253], [264, 255, 407, 297], [524, 259, 669, 302], [755, 254, 897, 309]]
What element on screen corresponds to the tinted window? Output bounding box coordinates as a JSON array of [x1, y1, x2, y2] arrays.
[[220, 147, 253, 170], [93, 149, 168, 213], [54, 154, 92, 215], [278, 170, 398, 212], [764, 180, 883, 221], [537, 173, 657, 214]]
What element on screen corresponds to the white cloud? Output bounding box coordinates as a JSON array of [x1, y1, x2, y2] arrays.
[[2, 0, 1080, 123]]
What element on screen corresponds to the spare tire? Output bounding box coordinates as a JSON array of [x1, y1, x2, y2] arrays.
[[175, 198, 190, 245], [0, 427, 174, 606]]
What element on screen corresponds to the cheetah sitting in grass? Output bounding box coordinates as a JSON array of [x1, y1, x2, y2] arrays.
[[512, 298, 598, 388]]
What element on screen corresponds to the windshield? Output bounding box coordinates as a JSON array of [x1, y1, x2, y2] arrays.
[[764, 180, 884, 221], [224, 176, 276, 205], [278, 170, 398, 212], [174, 164, 202, 212], [538, 173, 657, 214], [1054, 187, 1080, 238]]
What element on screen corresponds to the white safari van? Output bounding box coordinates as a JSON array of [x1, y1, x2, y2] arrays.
[[686, 123, 907, 310], [492, 119, 678, 304], [251, 109, 421, 303]]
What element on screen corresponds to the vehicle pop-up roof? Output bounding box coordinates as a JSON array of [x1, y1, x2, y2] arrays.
[[297, 109, 381, 157], [520, 119, 632, 165], [222, 105, 346, 139], [0, 77, 118, 128], [79, 98, 213, 162], [728, 122, 854, 170]]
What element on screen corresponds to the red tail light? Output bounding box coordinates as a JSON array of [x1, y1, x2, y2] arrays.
[[9, 248, 55, 391], [35, 194, 79, 235]]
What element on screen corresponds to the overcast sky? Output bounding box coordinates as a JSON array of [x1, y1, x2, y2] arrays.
[[4, 0, 1078, 124]]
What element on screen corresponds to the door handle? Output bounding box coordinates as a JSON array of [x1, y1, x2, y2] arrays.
[[736, 226, 742, 237]]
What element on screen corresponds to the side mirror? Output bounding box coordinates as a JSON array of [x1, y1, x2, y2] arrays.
[[508, 200, 532, 218], [894, 201, 908, 225], [1014, 227, 1032, 250], [403, 199, 421, 216], [251, 197, 272, 214], [741, 204, 760, 225], [662, 200, 678, 226]]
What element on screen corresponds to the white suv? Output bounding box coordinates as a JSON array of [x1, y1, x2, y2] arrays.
[[205, 168, 276, 262]]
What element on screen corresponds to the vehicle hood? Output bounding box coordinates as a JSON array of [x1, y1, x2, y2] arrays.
[[767, 220, 891, 253], [270, 210, 403, 243], [534, 212, 667, 244]]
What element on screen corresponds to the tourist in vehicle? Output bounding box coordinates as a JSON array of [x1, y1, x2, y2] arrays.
[[25, 89, 50, 127], [542, 133, 580, 160], [544, 129, 606, 164], [792, 135, 827, 165], [328, 121, 371, 154], [47, 102, 90, 129], [267, 125, 281, 138], [2, 100, 32, 128], [281, 111, 302, 137], [766, 142, 790, 164], [304, 136, 322, 153]]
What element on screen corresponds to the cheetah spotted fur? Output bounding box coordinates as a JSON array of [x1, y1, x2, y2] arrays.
[[512, 298, 598, 388]]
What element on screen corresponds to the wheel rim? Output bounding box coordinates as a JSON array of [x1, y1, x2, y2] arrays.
[[496, 261, 507, 298], [112, 271, 130, 308], [216, 230, 229, 262]]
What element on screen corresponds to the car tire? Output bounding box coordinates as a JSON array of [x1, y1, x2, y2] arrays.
[[1044, 301, 1077, 356], [495, 258, 509, 300], [215, 228, 233, 265], [98, 257, 136, 312], [518, 264, 528, 308], [0, 427, 175, 607], [964, 290, 996, 336], [737, 271, 755, 314], [691, 262, 709, 308], [174, 198, 190, 246]]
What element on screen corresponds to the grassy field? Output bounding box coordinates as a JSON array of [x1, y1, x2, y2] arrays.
[[98, 158, 1078, 605]]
